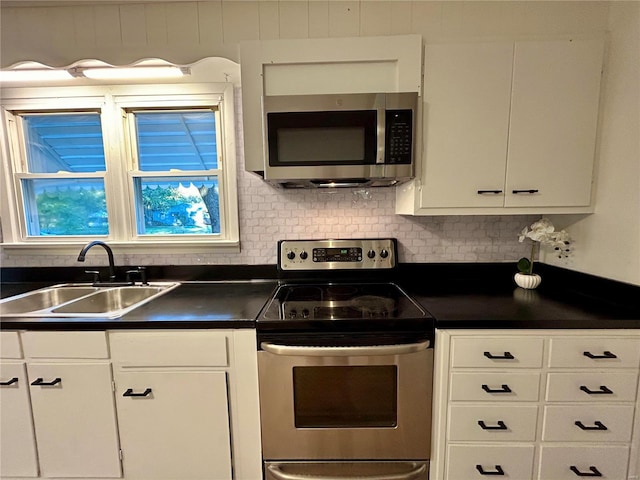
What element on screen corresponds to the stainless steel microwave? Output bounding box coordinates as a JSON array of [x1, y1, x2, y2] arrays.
[[253, 92, 418, 188]]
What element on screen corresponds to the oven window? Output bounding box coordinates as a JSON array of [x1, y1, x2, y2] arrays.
[[292, 366, 397, 428]]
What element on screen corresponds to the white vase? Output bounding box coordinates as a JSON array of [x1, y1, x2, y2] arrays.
[[514, 272, 542, 289]]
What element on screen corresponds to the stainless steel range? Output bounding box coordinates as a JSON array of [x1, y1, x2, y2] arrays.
[[256, 238, 434, 480]]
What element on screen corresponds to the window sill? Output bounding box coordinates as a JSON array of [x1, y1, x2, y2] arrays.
[[0, 240, 240, 256]]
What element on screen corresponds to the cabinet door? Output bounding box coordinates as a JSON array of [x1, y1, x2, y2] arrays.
[[506, 38, 604, 207], [419, 42, 513, 208], [27, 362, 122, 478], [114, 370, 232, 480], [0, 362, 38, 477]]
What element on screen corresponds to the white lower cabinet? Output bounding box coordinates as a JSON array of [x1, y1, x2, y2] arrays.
[[27, 362, 122, 478], [109, 329, 262, 480], [113, 370, 232, 480], [0, 357, 39, 477], [0, 329, 262, 480], [432, 329, 640, 480]]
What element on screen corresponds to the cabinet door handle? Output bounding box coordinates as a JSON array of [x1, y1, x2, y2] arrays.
[[0, 377, 19, 386], [478, 420, 507, 430], [475, 465, 505, 476], [575, 420, 607, 431], [580, 385, 613, 395], [512, 189, 539, 194], [477, 190, 503, 195], [481, 384, 512, 394], [123, 388, 152, 397], [570, 466, 602, 477], [483, 351, 515, 360], [583, 351, 617, 359], [30, 377, 61, 386]]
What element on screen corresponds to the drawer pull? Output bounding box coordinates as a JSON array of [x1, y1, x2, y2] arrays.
[[570, 466, 602, 477], [477, 190, 503, 195], [475, 465, 505, 476], [583, 351, 617, 359], [580, 385, 613, 395], [30, 377, 61, 386], [512, 189, 539, 194], [575, 420, 607, 431], [123, 388, 152, 397], [478, 420, 507, 430], [0, 377, 19, 386], [481, 384, 512, 394], [483, 351, 515, 360]]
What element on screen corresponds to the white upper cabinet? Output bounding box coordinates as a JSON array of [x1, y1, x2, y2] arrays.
[[396, 37, 605, 216], [506, 38, 604, 208]]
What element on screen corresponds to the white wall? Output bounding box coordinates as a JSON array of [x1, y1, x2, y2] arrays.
[[546, 2, 640, 286], [2, 1, 637, 287]]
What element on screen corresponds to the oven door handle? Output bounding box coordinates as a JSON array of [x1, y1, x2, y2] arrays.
[[260, 340, 431, 356], [267, 463, 427, 480]]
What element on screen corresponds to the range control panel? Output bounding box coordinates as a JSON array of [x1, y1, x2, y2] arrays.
[[278, 238, 397, 271]]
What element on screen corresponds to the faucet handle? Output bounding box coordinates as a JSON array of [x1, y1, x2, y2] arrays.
[[84, 270, 101, 284], [126, 266, 148, 285]]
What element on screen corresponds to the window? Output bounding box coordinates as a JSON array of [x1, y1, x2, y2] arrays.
[[0, 82, 239, 254]]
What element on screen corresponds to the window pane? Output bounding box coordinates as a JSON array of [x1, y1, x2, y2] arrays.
[[135, 111, 218, 171], [135, 176, 220, 235], [23, 114, 106, 173], [22, 178, 108, 236]]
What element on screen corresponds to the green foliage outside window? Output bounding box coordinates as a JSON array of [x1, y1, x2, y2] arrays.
[[34, 186, 108, 236]]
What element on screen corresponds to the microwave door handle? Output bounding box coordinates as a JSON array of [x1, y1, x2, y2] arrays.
[[267, 463, 427, 480], [260, 340, 431, 356]]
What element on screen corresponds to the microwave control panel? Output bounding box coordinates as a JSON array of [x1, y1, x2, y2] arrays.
[[385, 110, 413, 164], [278, 238, 397, 271]]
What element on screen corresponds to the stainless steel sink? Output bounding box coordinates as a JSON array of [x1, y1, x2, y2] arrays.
[[0, 282, 180, 319]]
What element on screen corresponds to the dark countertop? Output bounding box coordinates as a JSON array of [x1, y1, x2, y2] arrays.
[[0, 280, 278, 330], [1, 263, 639, 331], [400, 264, 640, 329]]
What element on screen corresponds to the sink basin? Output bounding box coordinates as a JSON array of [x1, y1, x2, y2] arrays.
[[0, 287, 100, 315], [0, 282, 180, 319], [52, 286, 169, 315]]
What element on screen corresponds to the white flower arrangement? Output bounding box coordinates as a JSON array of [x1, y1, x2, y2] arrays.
[[517, 218, 571, 275]]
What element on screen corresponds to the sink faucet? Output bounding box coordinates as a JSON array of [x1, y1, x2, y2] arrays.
[[77, 241, 117, 282]]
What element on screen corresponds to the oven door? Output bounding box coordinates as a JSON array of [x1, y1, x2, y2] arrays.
[[257, 341, 433, 461]]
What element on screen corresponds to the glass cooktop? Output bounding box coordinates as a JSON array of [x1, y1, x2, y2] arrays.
[[259, 282, 428, 322]]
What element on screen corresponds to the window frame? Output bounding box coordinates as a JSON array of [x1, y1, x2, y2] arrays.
[[0, 83, 240, 255]]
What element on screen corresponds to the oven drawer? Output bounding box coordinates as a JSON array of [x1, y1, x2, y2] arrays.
[[264, 461, 429, 480]]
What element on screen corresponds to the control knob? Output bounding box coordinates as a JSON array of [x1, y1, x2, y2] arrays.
[[367, 250, 376, 259], [380, 249, 389, 259], [299, 251, 308, 260], [286, 251, 296, 260]]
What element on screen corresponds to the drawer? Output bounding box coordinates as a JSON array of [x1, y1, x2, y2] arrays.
[[450, 372, 540, 401], [448, 405, 538, 442], [451, 337, 543, 368], [21, 331, 108, 359], [546, 372, 638, 402], [542, 405, 634, 442], [109, 331, 228, 367], [0, 331, 22, 359], [549, 337, 640, 368], [538, 446, 629, 480], [446, 445, 535, 480]]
